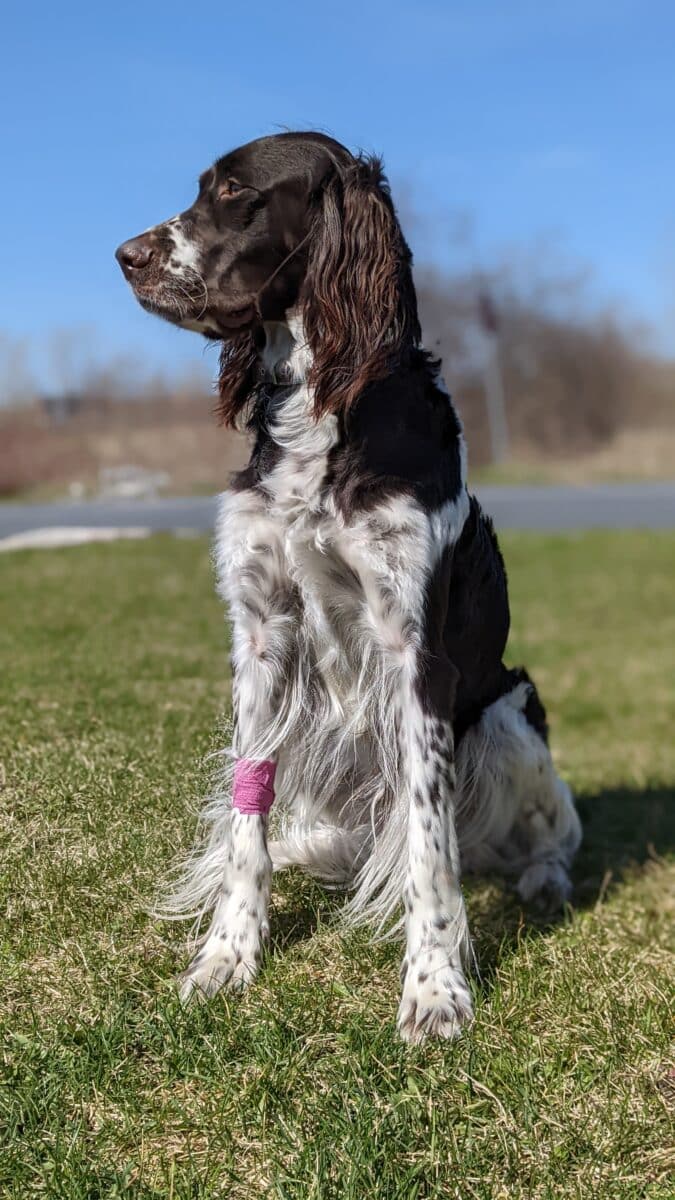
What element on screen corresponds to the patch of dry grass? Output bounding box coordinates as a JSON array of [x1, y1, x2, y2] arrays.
[[470, 427, 675, 486]]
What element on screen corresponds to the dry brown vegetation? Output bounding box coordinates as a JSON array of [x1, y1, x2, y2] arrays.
[[1, 264, 673, 498], [0, 395, 246, 499], [417, 266, 675, 469]]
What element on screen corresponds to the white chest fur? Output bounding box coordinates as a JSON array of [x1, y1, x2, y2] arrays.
[[266, 385, 363, 700], [266, 383, 339, 518]]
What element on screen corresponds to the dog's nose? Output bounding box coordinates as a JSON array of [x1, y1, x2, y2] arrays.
[[115, 236, 154, 277]]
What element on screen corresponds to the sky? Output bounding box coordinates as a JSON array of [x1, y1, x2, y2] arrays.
[[1, 0, 674, 393]]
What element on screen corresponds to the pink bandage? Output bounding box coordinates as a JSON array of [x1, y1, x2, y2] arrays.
[[232, 758, 277, 816]]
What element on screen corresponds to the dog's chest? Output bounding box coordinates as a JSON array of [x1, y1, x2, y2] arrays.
[[264, 403, 365, 674]]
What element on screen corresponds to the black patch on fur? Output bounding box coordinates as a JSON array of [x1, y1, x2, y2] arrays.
[[325, 351, 463, 516], [416, 543, 458, 721], [230, 382, 295, 492], [444, 497, 512, 743], [413, 493, 514, 739]]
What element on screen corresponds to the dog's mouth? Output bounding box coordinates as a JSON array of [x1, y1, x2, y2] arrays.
[[215, 302, 257, 331], [133, 287, 199, 326], [131, 280, 257, 336]]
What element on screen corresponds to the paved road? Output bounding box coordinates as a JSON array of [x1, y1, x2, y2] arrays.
[[0, 484, 674, 541], [476, 483, 675, 530]]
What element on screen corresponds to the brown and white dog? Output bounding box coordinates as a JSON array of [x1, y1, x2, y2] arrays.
[[116, 132, 581, 1042]]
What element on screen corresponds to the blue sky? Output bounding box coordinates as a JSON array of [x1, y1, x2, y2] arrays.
[[1, 0, 674, 391]]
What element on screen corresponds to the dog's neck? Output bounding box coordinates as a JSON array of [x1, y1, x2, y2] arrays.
[[261, 310, 311, 387]]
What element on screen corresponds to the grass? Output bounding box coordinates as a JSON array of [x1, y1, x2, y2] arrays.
[[1, 533, 673, 1199]]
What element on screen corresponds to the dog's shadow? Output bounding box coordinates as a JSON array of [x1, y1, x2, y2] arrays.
[[269, 785, 675, 975]]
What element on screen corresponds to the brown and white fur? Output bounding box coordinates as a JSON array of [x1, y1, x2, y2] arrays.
[[116, 132, 581, 1042]]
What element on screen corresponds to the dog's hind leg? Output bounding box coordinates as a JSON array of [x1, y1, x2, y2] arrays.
[[456, 672, 582, 907]]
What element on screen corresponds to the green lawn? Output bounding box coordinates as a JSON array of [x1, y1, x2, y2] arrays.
[[1, 533, 673, 1199]]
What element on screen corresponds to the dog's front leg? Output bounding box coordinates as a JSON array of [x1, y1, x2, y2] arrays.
[[396, 686, 474, 1043], [341, 507, 473, 1041], [180, 497, 297, 1000]]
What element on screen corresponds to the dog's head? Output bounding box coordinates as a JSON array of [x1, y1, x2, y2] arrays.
[[116, 132, 420, 424]]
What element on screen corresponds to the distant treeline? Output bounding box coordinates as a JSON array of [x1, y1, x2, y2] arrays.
[[416, 266, 673, 464], [1, 261, 673, 496]]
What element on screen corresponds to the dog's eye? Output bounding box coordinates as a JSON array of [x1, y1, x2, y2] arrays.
[[217, 180, 244, 200]]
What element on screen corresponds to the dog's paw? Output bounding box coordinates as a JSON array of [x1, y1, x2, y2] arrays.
[[517, 859, 573, 909], [177, 932, 264, 1002], [397, 952, 473, 1044]]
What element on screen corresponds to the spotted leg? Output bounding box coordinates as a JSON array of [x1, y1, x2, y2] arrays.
[[397, 699, 474, 1042], [339, 502, 474, 1042], [179, 492, 298, 1000]]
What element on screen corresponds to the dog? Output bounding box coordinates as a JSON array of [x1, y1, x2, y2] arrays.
[[116, 132, 581, 1042]]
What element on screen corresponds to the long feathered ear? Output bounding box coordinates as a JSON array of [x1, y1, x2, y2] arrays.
[[216, 333, 258, 427], [302, 155, 421, 419]]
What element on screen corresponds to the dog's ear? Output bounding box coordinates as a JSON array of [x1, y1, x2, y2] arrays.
[[302, 156, 421, 419], [217, 333, 258, 427]]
